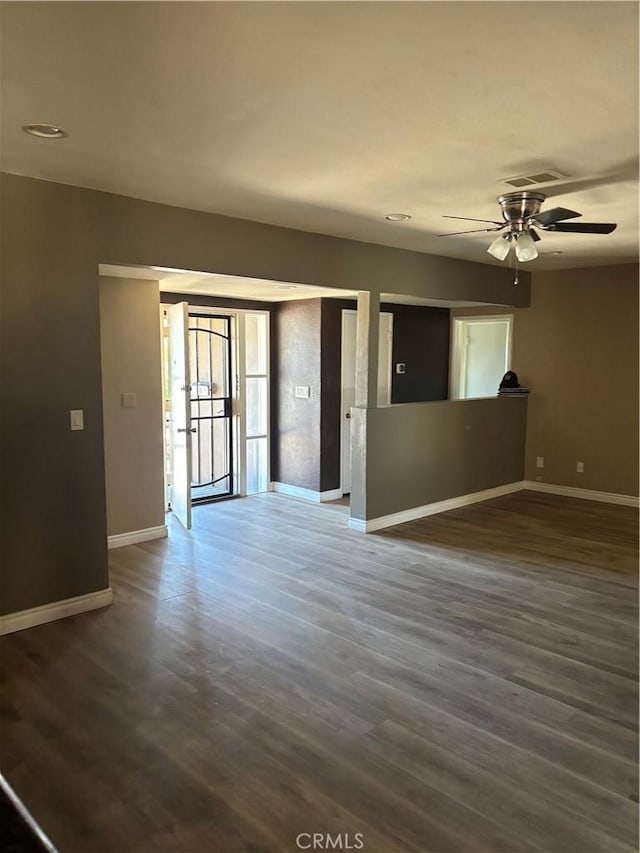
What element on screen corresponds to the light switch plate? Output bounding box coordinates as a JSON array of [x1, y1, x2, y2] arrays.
[[70, 409, 84, 431], [295, 385, 310, 398], [122, 392, 137, 408]]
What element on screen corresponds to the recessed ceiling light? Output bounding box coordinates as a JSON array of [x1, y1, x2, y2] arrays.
[[551, 251, 563, 255], [385, 213, 411, 222], [22, 123, 67, 139], [275, 284, 297, 290]]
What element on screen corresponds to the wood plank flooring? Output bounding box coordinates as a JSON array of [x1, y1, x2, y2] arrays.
[[1, 490, 638, 852]]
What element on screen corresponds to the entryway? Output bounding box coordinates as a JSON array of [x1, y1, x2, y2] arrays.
[[162, 301, 270, 530]]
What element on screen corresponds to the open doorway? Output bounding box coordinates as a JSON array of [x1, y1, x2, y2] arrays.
[[188, 312, 234, 502], [450, 315, 513, 399], [99, 263, 366, 543], [161, 301, 270, 530]]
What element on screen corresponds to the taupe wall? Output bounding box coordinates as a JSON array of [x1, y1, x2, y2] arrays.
[[0, 172, 529, 615], [99, 277, 165, 537], [452, 263, 639, 496], [351, 399, 527, 520]]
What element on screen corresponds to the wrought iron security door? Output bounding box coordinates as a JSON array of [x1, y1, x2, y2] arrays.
[[188, 313, 233, 502]]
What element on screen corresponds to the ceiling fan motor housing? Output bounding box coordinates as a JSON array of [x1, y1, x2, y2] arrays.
[[497, 191, 546, 231]]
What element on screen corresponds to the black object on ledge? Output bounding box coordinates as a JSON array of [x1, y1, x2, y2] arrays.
[[498, 370, 530, 397]]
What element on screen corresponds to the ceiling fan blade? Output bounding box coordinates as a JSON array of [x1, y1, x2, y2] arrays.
[[443, 215, 503, 225], [548, 222, 617, 234], [533, 207, 582, 226], [438, 226, 505, 237], [530, 228, 541, 242]]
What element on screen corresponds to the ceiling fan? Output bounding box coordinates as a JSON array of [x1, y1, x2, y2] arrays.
[[439, 191, 617, 262]]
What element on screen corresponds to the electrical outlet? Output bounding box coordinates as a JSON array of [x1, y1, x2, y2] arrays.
[[535, 475, 543, 482], [536, 456, 544, 469], [576, 461, 584, 473]]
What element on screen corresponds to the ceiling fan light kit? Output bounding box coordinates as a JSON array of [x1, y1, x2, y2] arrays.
[[441, 190, 617, 265], [514, 231, 538, 262], [487, 234, 511, 261], [486, 231, 538, 263]]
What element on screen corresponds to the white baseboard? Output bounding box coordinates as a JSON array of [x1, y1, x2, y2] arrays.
[[348, 478, 639, 533], [349, 481, 525, 533], [0, 587, 113, 636], [319, 488, 343, 503], [107, 524, 168, 550], [522, 480, 639, 508], [271, 482, 343, 503]]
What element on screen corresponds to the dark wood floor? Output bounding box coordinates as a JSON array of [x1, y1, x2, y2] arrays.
[[1, 491, 638, 852]]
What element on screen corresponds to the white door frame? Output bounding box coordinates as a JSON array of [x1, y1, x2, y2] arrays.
[[167, 301, 193, 529], [450, 314, 513, 400], [161, 303, 271, 501]]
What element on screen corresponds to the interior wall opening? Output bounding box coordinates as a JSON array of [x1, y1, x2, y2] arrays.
[[161, 302, 270, 530], [99, 264, 508, 543], [450, 315, 513, 400]]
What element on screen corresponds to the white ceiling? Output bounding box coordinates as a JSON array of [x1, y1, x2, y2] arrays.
[[99, 263, 358, 302], [2, 2, 638, 271], [99, 263, 489, 308]]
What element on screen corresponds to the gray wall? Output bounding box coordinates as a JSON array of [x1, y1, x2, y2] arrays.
[[0, 172, 529, 615], [99, 277, 165, 537], [352, 398, 527, 520]]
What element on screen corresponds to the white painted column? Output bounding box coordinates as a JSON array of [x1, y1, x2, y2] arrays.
[[354, 291, 380, 409], [351, 291, 380, 524]]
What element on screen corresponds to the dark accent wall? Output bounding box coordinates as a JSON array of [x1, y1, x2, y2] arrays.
[[319, 299, 354, 492], [272, 299, 322, 491], [387, 304, 450, 404]]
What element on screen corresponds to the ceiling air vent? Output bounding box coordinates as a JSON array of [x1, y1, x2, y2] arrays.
[[500, 168, 568, 188]]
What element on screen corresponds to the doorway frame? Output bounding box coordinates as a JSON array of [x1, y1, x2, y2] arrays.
[[188, 311, 235, 504], [160, 303, 271, 507], [450, 314, 513, 400]]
